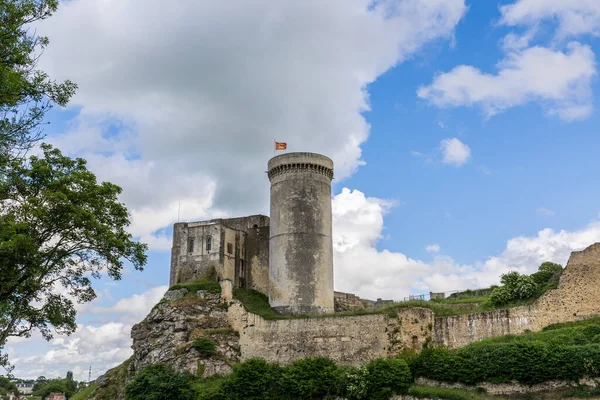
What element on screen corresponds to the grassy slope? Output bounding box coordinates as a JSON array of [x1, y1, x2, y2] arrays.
[[70, 384, 97, 400], [232, 287, 544, 320]]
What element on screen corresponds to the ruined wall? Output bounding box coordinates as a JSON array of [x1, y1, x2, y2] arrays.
[[246, 226, 270, 294], [228, 243, 600, 361], [228, 302, 433, 365], [170, 222, 223, 286], [435, 243, 600, 348]]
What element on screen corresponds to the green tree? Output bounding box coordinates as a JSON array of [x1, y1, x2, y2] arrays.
[[490, 271, 537, 306], [364, 358, 412, 400], [531, 262, 563, 285], [0, 0, 76, 163], [66, 370, 77, 393], [124, 364, 197, 400], [0, 145, 147, 367]]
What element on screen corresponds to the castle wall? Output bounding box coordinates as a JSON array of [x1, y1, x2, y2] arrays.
[[246, 226, 270, 294], [228, 243, 600, 363]]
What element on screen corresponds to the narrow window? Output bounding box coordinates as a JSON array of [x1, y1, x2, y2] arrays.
[[188, 238, 194, 253], [206, 236, 212, 251], [227, 242, 233, 254]]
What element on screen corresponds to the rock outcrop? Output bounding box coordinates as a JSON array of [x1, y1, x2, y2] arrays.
[[93, 287, 239, 399]]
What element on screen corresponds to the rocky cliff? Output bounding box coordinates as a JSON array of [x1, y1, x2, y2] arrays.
[[93, 285, 240, 399]]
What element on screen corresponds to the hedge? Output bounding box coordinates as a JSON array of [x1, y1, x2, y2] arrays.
[[413, 342, 600, 385]]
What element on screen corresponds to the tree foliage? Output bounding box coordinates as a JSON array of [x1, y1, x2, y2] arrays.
[[125, 364, 197, 400], [0, 144, 147, 365], [0, 0, 76, 163]]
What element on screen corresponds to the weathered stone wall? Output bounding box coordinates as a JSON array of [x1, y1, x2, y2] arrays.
[[334, 291, 393, 312], [434, 243, 600, 348], [267, 152, 335, 315], [229, 243, 600, 362], [246, 226, 270, 294], [228, 302, 433, 365]]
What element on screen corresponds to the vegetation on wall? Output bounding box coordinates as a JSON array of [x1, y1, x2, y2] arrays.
[[169, 280, 221, 294], [411, 317, 600, 386]]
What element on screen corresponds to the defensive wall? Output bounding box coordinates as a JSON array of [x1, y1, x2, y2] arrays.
[[225, 243, 600, 364]]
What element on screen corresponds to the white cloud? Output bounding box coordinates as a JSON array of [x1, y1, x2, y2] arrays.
[[500, 0, 600, 39], [439, 137, 471, 166], [537, 207, 556, 216], [426, 244, 441, 253], [36, 0, 467, 246], [417, 42, 596, 121], [332, 188, 600, 300], [89, 286, 168, 319], [7, 284, 169, 381]]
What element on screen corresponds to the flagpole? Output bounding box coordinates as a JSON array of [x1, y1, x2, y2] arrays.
[[273, 137, 275, 157]]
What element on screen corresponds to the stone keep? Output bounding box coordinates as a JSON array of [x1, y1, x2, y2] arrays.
[[267, 152, 335, 315]]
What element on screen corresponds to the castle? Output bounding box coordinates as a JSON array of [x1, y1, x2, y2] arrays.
[[170, 152, 335, 315]]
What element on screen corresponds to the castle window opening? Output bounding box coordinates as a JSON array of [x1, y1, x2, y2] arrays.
[[227, 242, 233, 254], [188, 238, 194, 253], [206, 236, 211, 252]]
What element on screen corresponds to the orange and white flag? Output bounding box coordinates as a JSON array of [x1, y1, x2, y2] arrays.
[[275, 142, 287, 150]]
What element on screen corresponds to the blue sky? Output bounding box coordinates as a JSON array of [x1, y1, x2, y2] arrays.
[[6, 0, 600, 382]]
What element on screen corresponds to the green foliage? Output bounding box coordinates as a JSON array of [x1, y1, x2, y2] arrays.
[[408, 385, 493, 400], [223, 358, 282, 400], [70, 383, 97, 400], [279, 357, 341, 399], [169, 280, 221, 294], [489, 271, 537, 306], [0, 145, 147, 367], [232, 289, 284, 320], [531, 262, 563, 285], [93, 358, 131, 400], [34, 378, 74, 399], [364, 358, 412, 400], [0, 376, 17, 394], [192, 338, 216, 358], [125, 363, 196, 400], [0, 0, 77, 163]]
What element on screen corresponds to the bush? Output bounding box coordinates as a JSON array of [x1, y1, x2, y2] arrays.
[[531, 262, 563, 285], [169, 279, 221, 294], [413, 342, 600, 385], [125, 363, 197, 400], [490, 271, 537, 306], [224, 358, 283, 400], [280, 356, 340, 399], [364, 358, 412, 400], [193, 338, 217, 358]]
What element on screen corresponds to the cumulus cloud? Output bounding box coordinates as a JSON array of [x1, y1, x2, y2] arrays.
[[537, 207, 556, 216], [439, 137, 470, 166], [7, 284, 168, 380], [36, 0, 467, 247], [331, 188, 600, 300], [426, 244, 441, 253], [417, 42, 596, 121], [500, 0, 600, 39]]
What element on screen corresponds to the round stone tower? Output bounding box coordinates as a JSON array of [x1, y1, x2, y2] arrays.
[[267, 152, 334, 315]]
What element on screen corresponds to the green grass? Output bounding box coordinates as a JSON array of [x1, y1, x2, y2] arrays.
[[70, 383, 97, 400], [232, 288, 550, 321], [471, 316, 600, 347], [169, 280, 221, 294], [408, 384, 498, 399]]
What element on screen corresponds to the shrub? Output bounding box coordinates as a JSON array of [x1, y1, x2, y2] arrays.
[[224, 358, 283, 400], [531, 262, 563, 285], [125, 363, 196, 400], [413, 342, 600, 385], [169, 279, 221, 294], [489, 271, 537, 306], [364, 358, 412, 400], [193, 338, 217, 358], [339, 365, 369, 400], [280, 356, 340, 399]]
